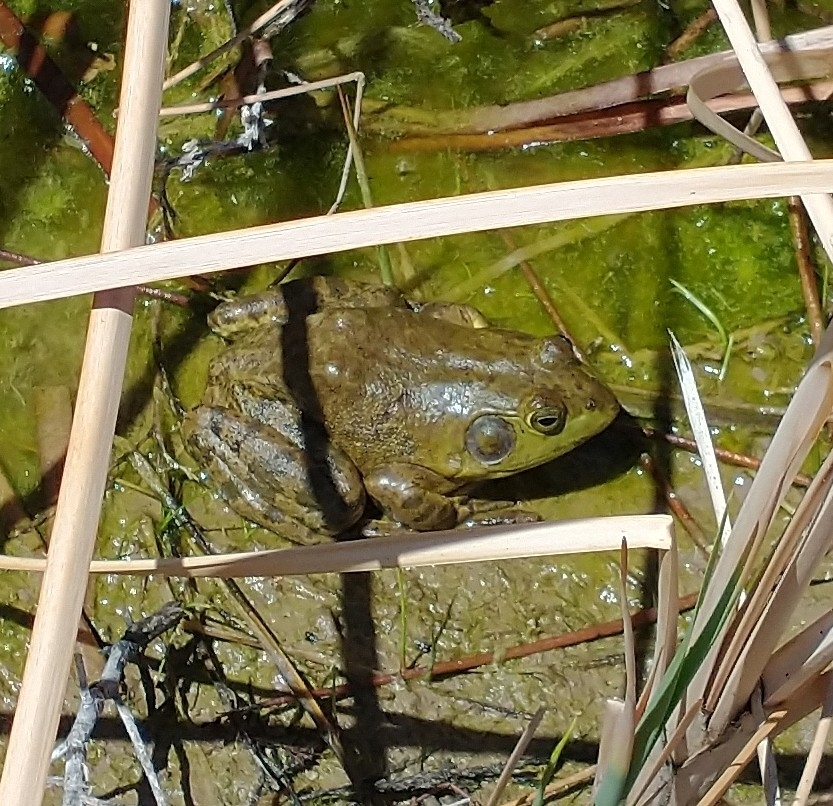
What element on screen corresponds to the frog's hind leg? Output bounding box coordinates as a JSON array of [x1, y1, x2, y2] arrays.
[[183, 405, 365, 543], [208, 276, 408, 339]]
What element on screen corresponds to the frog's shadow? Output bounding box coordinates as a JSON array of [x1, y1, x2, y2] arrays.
[[473, 412, 640, 506]]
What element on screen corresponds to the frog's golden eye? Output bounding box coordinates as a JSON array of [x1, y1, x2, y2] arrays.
[[466, 415, 516, 465], [528, 405, 567, 436]]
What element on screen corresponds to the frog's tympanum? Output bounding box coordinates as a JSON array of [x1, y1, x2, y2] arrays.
[[183, 277, 618, 543]]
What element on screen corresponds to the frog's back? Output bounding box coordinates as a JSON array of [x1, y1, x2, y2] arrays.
[[305, 306, 547, 473]]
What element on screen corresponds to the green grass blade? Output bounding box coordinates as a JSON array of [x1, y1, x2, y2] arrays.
[[533, 716, 577, 806], [626, 560, 743, 792]]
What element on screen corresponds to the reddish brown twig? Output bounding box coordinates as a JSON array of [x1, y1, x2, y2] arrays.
[[0, 247, 39, 267], [640, 453, 711, 555], [665, 9, 718, 61], [247, 592, 700, 710], [0, 2, 115, 175], [390, 80, 833, 154], [134, 286, 191, 307], [497, 231, 587, 362], [637, 425, 814, 488], [788, 196, 825, 347]]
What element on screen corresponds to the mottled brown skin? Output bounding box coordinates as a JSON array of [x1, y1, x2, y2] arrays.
[[183, 277, 618, 543]]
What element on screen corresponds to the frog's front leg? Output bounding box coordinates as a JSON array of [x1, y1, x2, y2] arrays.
[[362, 463, 461, 531], [363, 464, 544, 535]]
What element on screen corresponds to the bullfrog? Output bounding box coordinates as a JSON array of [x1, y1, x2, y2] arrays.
[[182, 276, 618, 543]]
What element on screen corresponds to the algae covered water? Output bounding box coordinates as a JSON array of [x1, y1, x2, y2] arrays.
[[0, 0, 831, 802]]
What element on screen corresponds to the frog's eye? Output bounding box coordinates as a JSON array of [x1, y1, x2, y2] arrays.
[[528, 404, 567, 436], [466, 415, 516, 465]]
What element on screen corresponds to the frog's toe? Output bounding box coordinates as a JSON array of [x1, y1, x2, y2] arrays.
[[360, 519, 412, 539], [458, 507, 541, 528]]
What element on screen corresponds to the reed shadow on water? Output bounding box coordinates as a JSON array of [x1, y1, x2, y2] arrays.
[[280, 281, 389, 798]]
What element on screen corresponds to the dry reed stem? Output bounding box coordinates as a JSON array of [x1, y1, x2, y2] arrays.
[[748, 18, 785, 797], [395, 79, 833, 153], [673, 22, 833, 762], [687, 50, 832, 163], [624, 512, 681, 801], [683, 0, 833, 730], [408, 25, 833, 135], [718, 446, 833, 705], [694, 708, 790, 806], [634, 642, 666, 723], [162, 0, 301, 90], [648, 541, 679, 694], [159, 71, 365, 117], [709, 0, 833, 267], [484, 708, 545, 806], [705, 344, 833, 732], [595, 698, 627, 797], [669, 4, 833, 788], [32, 387, 104, 685], [0, 3, 169, 804], [629, 697, 703, 806], [788, 197, 824, 347], [665, 9, 718, 60], [633, 4, 833, 778], [0, 515, 674, 577], [750, 0, 773, 41], [675, 670, 833, 801], [670, 333, 731, 544], [791, 676, 833, 805], [0, 160, 832, 310], [501, 766, 596, 806], [664, 333, 833, 790], [763, 607, 833, 708], [752, 690, 782, 806], [595, 541, 639, 799]]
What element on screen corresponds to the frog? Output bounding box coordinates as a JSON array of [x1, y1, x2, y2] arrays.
[[182, 276, 619, 544]]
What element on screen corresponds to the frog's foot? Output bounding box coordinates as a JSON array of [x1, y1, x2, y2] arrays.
[[360, 506, 540, 538], [360, 519, 412, 539], [363, 463, 458, 532], [208, 277, 408, 338], [454, 497, 541, 522], [457, 507, 541, 529]]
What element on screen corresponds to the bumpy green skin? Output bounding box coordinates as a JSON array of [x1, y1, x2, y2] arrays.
[[183, 276, 619, 543]]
